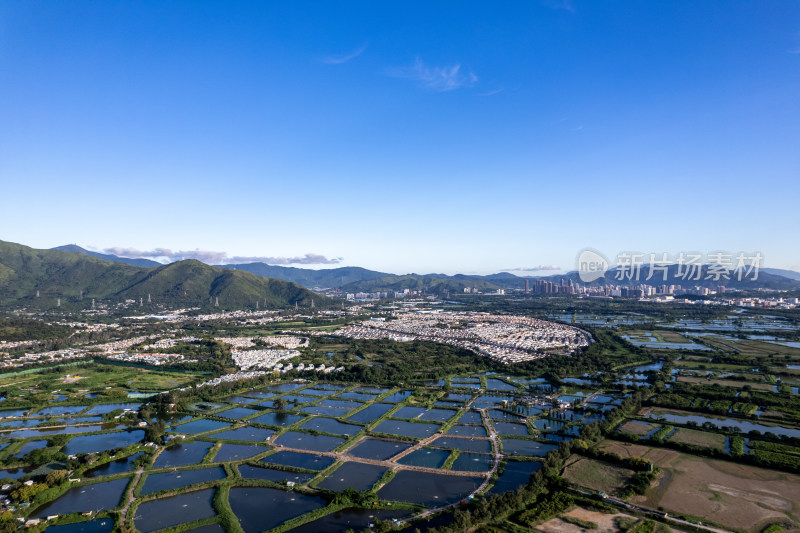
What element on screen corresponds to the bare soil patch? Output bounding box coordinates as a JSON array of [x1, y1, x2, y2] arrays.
[[536, 507, 638, 533], [597, 439, 800, 532]]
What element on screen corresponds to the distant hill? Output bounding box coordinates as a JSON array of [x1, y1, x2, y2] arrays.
[[0, 240, 326, 310], [762, 268, 800, 282], [534, 264, 800, 291], [31, 241, 800, 296], [51, 244, 162, 268], [339, 264, 800, 294], [342, 274, 502, 294], [222, 263, 388, 288]]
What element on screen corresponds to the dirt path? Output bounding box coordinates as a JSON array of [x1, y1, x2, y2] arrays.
[[119, 467, 146, 524], [270, 442, 485, 478], [395, 407, 501, 528]]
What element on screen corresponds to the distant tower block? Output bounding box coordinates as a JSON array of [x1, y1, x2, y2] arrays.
[[80, 290, 84, 300], [57, 298, 61, 307], [295, 301, 298, 310], [91, 299, 95, 310], [256, 301, 259, 309], [139, 297, 143, 306], [36, 290, 40, 298], [215, 296, 219, 307]]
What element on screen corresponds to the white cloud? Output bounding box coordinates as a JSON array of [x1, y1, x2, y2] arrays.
[[541, 0, 575, 12], [507, 265, 562, 272], [101, 247, 342, 265], [321, 44, 367, 64], [388, 58, 478, 91]]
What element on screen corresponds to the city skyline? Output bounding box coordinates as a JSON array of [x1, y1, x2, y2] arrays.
[[2, 1, 798, 274]]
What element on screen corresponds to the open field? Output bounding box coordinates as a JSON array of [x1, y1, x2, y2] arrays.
[[657, 331, 694, 343], [562, 456, 633, 495], [676, 360, 751, 372], [537, 507, 640, 533], [675, 375, 774, 390], [668, 428, 726, 451], [692, 336, 800, 358], [770, 365, 800, 376], [0, 362, 204, 400], [618, 420, 656, 437], [625, 330, 691, 343], [597, 439, 800, 532]]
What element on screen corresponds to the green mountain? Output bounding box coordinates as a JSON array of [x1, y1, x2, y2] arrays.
[[222, 263, 388, 288], [51, 244, 162, 268], [0, 240, 325, 310], [339, 264, 800, 295]]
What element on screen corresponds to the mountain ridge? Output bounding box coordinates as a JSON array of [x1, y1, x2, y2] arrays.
[[0, 240, 325, 310], [51, 244, 162, 268], [45, 242, 800, 293]]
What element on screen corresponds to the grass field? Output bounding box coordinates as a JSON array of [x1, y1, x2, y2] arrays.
[[618, 420, 656, 437], [676, 360, 751, 372], [597, 439, 800, 532], [0, 362, 204, 401], [562, 456, 634, 496], [675, 375, 774, 390], [658, 331, 693, 343], [625, 330, 693, 344], [668, 428, 726, 450], [693, 336, 800, 359]]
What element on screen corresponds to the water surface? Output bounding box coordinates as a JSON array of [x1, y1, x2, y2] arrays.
[[229, 487, 327, 533], [317, 462, 386, 492], [378, 471, 482, 507], [153, 441, 213, 468], [345, 438, 411, 461], [63, 431, 145, 455], [262, 451, 335, 470], [34, 478, 129, 517], [134, 489, 216, 533], [141, 467, 226, 495]]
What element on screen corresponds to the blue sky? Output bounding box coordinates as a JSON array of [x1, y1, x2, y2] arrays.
[[1, 1, 798, 274]]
